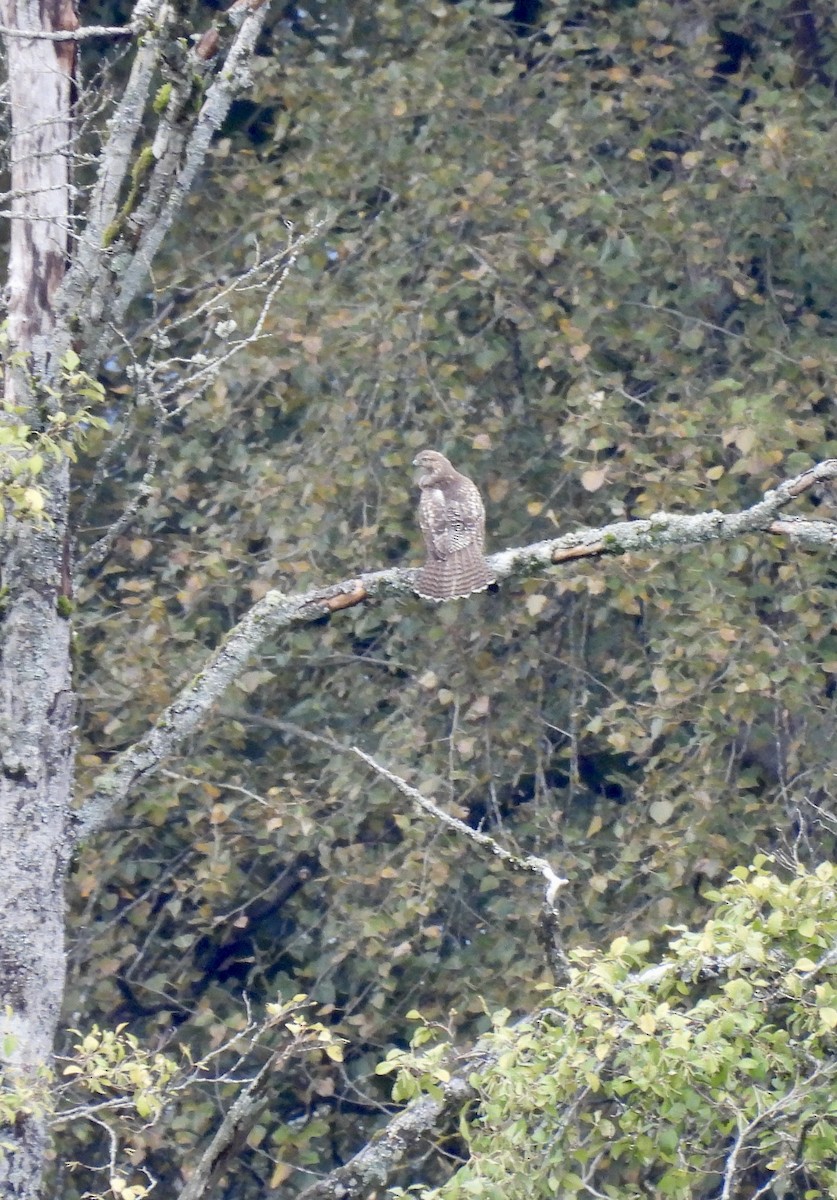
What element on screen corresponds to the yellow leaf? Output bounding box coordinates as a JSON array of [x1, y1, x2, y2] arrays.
[[130, 538, 153, 561], [23, 486, 45, 513], [580, 467, 607, 492], [794, 958, 817, 972], [637, 1013, 657, 1035], [269, 1162, 293, 1189], [706, 465, 725, 480], [650, 667, 670, 693], [734, 428, 757, 453], [820, 1007, 837, 1030], [586, 814, 603, 838], [649, 799, 674, 825], [526, 594, 548, 617], [247, 1124, 267, 1149], [466, 694, 490, 718]]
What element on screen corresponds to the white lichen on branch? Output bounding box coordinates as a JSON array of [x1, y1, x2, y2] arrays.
[[77, 460, 837, 839]]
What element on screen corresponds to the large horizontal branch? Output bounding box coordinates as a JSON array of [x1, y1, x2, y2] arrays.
[[76, 459, 837, 840]]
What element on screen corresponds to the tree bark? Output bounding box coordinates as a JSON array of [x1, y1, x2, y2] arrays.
[[0, 2, 76, 1195], [0, 1, 273, 1191]]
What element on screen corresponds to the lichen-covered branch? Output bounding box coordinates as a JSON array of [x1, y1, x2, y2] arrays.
[[176, 1040, 301, 1200], [296, 1071, 481, 1200], [77, 460, 837, 839], [110, 0, 272, 329], [61, 0, 272, 344], [61, 0, 171, 322], [352, 745, 568, 903], [0, 20, 134, 40]]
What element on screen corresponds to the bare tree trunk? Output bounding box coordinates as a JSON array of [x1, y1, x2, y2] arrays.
[[0, 2, 76, 1196]]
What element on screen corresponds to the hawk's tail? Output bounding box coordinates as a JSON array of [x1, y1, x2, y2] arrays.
[[415, 547, 495, 602]]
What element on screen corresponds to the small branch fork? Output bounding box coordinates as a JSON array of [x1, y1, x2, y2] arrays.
[[74, 219, 325, 582], [76, 458, 837, 839]]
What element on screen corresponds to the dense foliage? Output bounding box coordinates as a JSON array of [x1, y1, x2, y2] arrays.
[[394, 861, 837, 1200], [59, 0, 837, 1193]]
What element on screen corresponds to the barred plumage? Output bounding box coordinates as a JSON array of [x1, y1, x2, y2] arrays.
[[413, 450, 495, 601]]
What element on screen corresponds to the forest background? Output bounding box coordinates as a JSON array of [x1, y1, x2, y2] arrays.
[[4, 0, 837, 1197]]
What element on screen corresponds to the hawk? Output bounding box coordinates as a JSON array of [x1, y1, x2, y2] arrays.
[[413, 449, 495, 601]]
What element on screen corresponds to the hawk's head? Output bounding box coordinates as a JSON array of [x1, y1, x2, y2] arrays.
[[413, 449, 449, 468], [413, 449, 454, 487]]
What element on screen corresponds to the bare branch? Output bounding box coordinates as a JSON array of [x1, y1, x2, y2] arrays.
[[163, 219, 330, 410], [76, 460, 837, 840], [351, 745, 568, 902], [61, 0, 172, 318], [0, 22, 133, 40], [74, 432, 160, 579], [108, 1, 273, 330], [718, 1067, 837, 1200]]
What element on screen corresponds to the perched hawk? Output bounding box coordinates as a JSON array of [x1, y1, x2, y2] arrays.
[[413, 449, 495, 601]]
